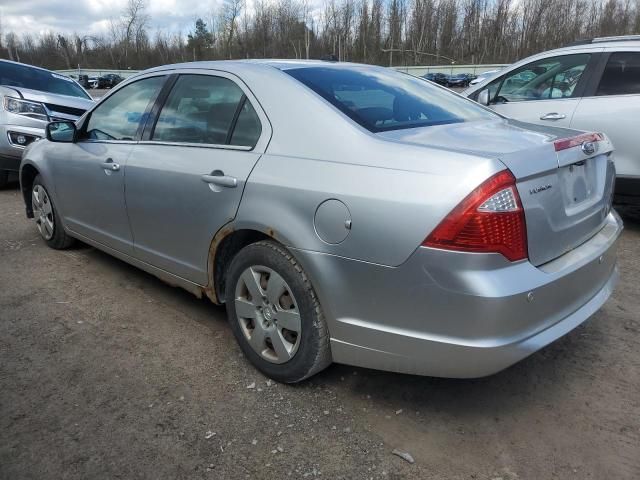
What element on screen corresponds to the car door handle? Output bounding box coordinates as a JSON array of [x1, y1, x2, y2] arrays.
[[540, 112, 566, 121], [100, 158, 120, 171], [201, 170, 237, 188]]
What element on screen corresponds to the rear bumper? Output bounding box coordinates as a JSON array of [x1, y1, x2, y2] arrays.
[[329, 270, 617, 377], [294, 211, 622, 378]]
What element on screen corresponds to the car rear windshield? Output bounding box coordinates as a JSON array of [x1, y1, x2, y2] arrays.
[[285, 66, 496, 132], [0, 61, 90, 99]]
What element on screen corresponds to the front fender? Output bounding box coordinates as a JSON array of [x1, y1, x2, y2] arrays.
[[19, 140, 60, 218]]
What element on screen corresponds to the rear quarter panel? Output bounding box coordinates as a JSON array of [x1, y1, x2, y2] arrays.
[[237, 149, 503, 267]]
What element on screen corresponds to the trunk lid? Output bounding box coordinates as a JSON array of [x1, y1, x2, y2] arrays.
[[378, 119, 616, 266], [508, 129, 615, 266]]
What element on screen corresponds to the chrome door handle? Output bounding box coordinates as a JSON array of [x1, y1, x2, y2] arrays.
[[201, 170, 237, 188], [540, 112, 566, 121], [100, 159, 120, 171]]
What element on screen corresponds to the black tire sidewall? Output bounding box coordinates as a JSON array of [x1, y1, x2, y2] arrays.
[[33, 175, 71, 249], [225, 241, 326, 383]]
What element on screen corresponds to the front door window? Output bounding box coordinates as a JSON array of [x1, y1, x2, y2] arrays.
[[83, 76, 166, 141], [487, 54, 591, 103]]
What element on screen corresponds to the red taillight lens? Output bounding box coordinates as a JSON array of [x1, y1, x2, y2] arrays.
[[554, 132, 603, 152], [423, 170, 528, 261]]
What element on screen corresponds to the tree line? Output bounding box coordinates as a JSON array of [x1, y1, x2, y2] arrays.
[[1, 0, 639, 71]]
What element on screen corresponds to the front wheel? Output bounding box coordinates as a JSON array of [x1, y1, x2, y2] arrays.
[[32, 175, 75, 249], [225, 241, 331, 383]]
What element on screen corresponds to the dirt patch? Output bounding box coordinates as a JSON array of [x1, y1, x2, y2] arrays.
[[1, 185, 639, 479]]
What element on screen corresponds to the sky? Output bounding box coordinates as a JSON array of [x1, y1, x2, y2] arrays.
[[0, 0, 232, 38]]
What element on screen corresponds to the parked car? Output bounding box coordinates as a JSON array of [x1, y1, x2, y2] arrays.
[[464, 35, 640, 204], [422, 72, 449, 85], [88, 77, 99, 89], [20, 61, 621, 382], [0, 59, 94, 188], [446, 73, 472, 88], [469, 69, 503, 86], [97, 73, 124, 89], [77, 74, 90, 89]]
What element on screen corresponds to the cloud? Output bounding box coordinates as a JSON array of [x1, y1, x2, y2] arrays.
[[0, 0, 226, 38], [1, 0, 326, 41]]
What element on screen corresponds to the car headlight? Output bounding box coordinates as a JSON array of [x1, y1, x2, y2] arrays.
[[3, 96, 49, 121]]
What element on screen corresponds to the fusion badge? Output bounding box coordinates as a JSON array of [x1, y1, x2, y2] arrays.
[[529, 184, 552, 195]]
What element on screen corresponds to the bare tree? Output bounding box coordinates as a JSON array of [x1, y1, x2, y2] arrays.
[[222, 0, 243, 59], [2, 0, 639, 70], [121, 0, 149, 66]]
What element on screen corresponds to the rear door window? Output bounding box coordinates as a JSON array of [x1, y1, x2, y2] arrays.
[[152, 75, 246, 145], [230, 100, 262, 147], [596, 52, 640, 96]]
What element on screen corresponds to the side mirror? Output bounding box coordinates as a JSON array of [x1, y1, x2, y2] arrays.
[[46, 121, 77, 143], [477, 89, 490, 106]]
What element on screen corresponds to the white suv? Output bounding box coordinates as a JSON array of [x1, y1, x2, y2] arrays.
[[464, 36, 640, 205]]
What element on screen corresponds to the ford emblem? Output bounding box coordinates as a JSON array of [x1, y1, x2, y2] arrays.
[[581, 141, 596, 155]]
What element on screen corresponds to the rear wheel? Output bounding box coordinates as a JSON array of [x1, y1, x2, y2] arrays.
[[225, 241, 331, 383], [32, 175, 75, 249]]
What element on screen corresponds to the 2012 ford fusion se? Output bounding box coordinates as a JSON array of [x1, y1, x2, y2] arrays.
[[19, 60, 622, 383]]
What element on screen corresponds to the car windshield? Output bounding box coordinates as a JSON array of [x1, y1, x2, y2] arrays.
[[0, 61, 90, 99], [285, 66, 496, 132]]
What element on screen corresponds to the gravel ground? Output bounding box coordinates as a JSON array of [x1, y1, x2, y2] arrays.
[[1, 182, 639, 480]]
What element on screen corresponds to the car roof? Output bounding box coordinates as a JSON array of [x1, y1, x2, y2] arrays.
[[567, 35, 640, 46], [540, 37, 640, 56], [140, 59, 387, 77], [247, 59, 361, 70]]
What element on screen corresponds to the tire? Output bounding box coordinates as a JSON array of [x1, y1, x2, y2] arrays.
[[0, 170, 8, 189], [32, 175, 75, 249], [225, 240, 331, 383]]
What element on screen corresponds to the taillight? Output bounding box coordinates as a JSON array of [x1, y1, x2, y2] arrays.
[[554, 132, 603, 152], [423, 170, 528, 261]]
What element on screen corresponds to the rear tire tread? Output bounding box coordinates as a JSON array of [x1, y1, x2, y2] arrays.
[[257, 240, 332, 381], [226, 240, 331, 383]]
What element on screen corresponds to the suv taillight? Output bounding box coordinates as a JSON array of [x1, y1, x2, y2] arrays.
[[423, 170, 528, 261]]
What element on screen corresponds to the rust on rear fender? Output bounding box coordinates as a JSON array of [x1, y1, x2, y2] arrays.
[[201, 225, 279, 304], [202, 226, 236, 304]]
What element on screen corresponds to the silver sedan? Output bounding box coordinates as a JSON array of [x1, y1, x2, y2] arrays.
[[19, 60, 622, 382]]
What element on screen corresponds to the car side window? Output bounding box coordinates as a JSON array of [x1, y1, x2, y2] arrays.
[[596, 52, 640, 96], [85, 76, 165, 141], [491, 54, 591, 103], [152, 75, 247, 145], [230, 99, 262, 147]]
